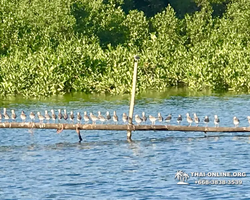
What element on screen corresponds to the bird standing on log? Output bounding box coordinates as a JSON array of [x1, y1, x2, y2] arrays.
[[113, 111, 118, 124], [142, 112, 147, 122], [186, 113, 193, 126], [177, 114, 182, 125], [90, 112, 98, 124], [37, 112, 45, 123], [247, 116, 250, 127], [3, 108, 10, 121], [30, 112, 35, 122], [204, 116, 209, 127], [193, 113, 200, 127], [98, 111, 106, 124], [70, 111, 74, 123], [51, 109, 57, 123], [11, 110, 17, 121], [158, 113, 163, 122], [77, 112, 82, 124], [135, 114, 142, 125], [20, 111, 26, 123], [233, 117, 239, 127], [214, 115, 220, 127], [45, 110, 51, 123], [63, 109, 68, 121], [84, 111, 90, 123], [165, 114, 172, 124], [106, 111, 111, 121], [122, 113, 128, 124], [58, 109, 62, 123], [149, 115, 157, 125]]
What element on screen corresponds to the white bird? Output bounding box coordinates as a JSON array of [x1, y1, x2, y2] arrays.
[[3, 108, 10, 121], [77, 112, 82, 123], [122, 113, 128, 124], [165, 114, 172, 124], [158, 113, 163, 122], [233, 117, 239, 127], [247, 116, 250, 127], [30, 112, 35, 122], [214, 115, 220, 127], [149, 115, 157, 125], [45, 110, 51, 122], [98, 111, 106, 123], [83, 111, 90, 123], [193, 113, 200, 127], [106, 111, 111, 121], [20, 111, 26, 123], [90, 112, 98, 124], [142, 112, 147, 122], [113, 111, 118, 124], [204, 116, 209, 127], [37, 112, 45, 123], [177, 114, 182, 125], [70, 111, 74, 123], [11, 110, 17, 121], [51, 109, 57, 122], [135, 114, 142, 125], [58, 109, 63, 122], [63, 109, 68, 121], [186, 113, 193, 126]]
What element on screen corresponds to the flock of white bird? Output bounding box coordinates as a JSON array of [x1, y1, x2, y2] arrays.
[[0, 108, 246, 127]]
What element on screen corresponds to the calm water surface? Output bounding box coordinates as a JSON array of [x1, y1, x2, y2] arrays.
[[1, 89, 250, 199]]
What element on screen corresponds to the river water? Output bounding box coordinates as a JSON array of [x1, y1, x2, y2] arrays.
[[1, 89, 250, 199]]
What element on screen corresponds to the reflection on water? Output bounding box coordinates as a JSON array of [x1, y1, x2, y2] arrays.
[[1, 89, 250, 199], [1, 87, 249, 106], [1, 134, 250, 152]]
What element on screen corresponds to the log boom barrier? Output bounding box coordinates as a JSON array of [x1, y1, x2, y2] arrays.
[[1, 122, 250, 132], [1, 122, 250, 142]]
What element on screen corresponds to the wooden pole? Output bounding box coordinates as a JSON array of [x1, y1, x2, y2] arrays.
[[1, 122, 250, 132], [127, 55, 140, 140]]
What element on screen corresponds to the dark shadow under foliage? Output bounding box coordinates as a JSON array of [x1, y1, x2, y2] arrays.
[[127, 0, 229, 18]]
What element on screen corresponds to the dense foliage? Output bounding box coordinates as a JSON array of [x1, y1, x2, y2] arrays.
[[0, 0, 249, 96]]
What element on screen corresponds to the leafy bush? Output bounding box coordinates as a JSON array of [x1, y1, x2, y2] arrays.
[[1, 0, 250, 96]]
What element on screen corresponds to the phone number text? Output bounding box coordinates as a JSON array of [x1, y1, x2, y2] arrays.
[[195, 180, 243, 185]]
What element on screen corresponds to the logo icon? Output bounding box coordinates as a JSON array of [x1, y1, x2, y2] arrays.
[[175, 170, 190, 185]]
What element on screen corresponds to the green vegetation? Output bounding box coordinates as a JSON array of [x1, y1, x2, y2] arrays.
[[0, 0, 250, 96]]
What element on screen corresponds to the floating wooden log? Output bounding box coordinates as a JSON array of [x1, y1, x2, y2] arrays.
[[1, 122, 250, 132]]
